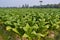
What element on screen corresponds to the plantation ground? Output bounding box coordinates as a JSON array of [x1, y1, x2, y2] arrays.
[[0, 8, 60, 40]]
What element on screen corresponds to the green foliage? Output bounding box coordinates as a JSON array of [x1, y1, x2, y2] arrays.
[[0, 8, 60, 40]]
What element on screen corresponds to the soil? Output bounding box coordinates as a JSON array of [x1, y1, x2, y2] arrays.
[[0, 35, 3, 40]]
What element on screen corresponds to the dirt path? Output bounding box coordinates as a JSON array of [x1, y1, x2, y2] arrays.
[[0, 35, 3, 40]]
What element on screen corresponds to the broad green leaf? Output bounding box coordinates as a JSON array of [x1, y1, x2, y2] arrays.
[[23, 23, 31, 32], [6, 26, 12, 31], [12, 28, 19, 34], [23, 34, 29, 38]]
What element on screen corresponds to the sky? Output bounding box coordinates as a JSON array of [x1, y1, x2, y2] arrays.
[[0, 0, 60, 7]]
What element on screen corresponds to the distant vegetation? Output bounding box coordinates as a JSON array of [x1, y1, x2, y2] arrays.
[[0, 3, 60, 8], [21, 3, 60, 8]]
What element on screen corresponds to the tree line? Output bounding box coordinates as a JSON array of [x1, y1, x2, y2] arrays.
[[22, 3, 60, 8], [0, 3, 60, 8]]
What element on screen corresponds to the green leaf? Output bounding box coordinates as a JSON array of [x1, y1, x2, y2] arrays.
[[6, 26, 12, 31], [12, 28, 19, 34], [33, 24, 39, 29], [23, 23, 31, 32], [23, 34, 29, 38], [37, 32, 48, 37], [31, 31, 37, 35]]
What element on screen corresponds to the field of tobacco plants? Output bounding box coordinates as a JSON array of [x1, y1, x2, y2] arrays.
[[0, 8, 60, 40]]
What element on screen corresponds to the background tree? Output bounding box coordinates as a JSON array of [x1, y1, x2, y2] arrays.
[[39, 1, 43, 7]]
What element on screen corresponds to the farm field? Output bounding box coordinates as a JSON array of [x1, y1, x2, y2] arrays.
[[0, 8, 60, 40]]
